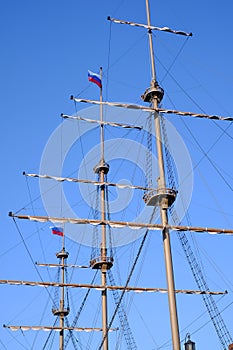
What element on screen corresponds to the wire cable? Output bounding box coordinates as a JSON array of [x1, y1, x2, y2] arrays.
[[12, 218, 54, 303]]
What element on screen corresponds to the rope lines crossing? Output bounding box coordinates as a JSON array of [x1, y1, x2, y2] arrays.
[[97, 207, 157, 350]]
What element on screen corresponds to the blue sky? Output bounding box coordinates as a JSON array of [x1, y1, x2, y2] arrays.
[[1, 0, 233, 349]]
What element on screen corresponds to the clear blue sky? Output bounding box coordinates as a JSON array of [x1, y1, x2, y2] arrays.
[[1, 1, 233, 349]]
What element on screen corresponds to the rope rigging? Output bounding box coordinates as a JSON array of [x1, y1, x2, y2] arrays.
[[181, 118, 233, 192], [107, 269, 137, 350], [52, 267, 61, 310], [64, 272, 98, 349], [90, 170, 114, 263], [160, 108, 233, 348], [65, 268, 70, 312], [64, 318, 79, 350], [160, 114, 177, 190], [170, 206, 233, 349], [97, 207, 157, 350], [91, 184, 101, 261], [12, 218, 55, 304], [145, 113, 153, 189], [42, 318, 58, 350], [106, 181, 114, 259]]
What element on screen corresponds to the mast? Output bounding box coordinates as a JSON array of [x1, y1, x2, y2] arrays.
[[142, 0, 180, 349], [52, 234, 70, 350], [91, 67, 113, 350]]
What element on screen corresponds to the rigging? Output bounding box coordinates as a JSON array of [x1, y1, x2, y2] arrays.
[[161, 116, 233, 348]]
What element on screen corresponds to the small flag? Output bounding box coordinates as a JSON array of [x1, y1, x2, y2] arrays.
[[88, 70, 102, 88], [51, 227, 63, 237]]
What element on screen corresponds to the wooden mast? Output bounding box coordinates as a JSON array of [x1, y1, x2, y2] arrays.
[[52, 232, 70, 350], [99, 67, 109, 350], [91, 67, 112, 350], [143, 0, 181, 349]]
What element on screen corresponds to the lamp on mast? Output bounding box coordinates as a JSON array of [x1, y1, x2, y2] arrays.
[[184, 334, 196, 350]]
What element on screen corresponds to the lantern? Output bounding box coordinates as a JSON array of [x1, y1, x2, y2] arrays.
[[184, 334, 196, 350]]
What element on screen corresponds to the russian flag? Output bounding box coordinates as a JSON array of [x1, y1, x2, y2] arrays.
[[88, 70, 102, 88], [51, 227, 63, 237]]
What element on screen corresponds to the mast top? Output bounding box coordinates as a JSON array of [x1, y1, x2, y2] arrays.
[[145, 0, 157, 84], [143, 0, 164, 104]]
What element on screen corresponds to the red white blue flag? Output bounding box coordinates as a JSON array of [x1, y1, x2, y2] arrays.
[[51, 227, 63, 237], [88, 70, 102, 88]]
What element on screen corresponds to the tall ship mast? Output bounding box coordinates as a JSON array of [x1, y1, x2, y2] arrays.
[[1, 1, 233, 349]]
